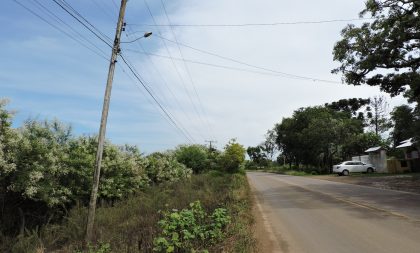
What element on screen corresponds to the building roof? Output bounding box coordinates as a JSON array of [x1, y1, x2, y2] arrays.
[[365, 146, 382, 153], [396, 138, 417, 149]]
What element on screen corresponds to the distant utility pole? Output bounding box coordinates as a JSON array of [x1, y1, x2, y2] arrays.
[[205, 140, 217, 151], [86, 0, 127, 243]]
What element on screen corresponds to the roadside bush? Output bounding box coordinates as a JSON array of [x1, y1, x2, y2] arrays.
[[145, 152, 192, 184], [153, 201, 231, 253], [174, 144, 209, 173], [218, 139, 246, 173]]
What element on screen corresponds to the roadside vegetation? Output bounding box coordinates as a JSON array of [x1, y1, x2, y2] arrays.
[[246, 96, 418, 174], [0, 99, 254, 253], [246, 0, 420, 175]]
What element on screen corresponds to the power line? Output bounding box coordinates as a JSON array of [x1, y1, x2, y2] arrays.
[[30, 0, 109, 58], [119, 53, 196, 143], [129, 17, 374, 28], [59, 0, 113, 42], [89, 0, 117, 20], [120, 33, 203, 141], [159, 0, 216, 141], [155, 34, 341, 84], [51, 0, 113, 48], [143, 0, 211, 140], [13, 0, 109, 61], [123, 25, 208, 141], [118, 60, 196, 143], [125, 49, 315, 78]]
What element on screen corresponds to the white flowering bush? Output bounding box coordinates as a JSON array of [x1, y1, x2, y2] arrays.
[[145, 152, 192, 184], [0, 100, 192, 239]]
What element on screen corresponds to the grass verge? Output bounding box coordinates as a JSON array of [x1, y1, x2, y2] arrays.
[[7, 171, 255, 253]]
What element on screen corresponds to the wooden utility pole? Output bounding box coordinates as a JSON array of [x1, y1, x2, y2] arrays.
[[85, 0, 127, 243]]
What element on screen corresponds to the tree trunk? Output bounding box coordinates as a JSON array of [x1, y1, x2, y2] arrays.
[[18, 207, 25, 235]]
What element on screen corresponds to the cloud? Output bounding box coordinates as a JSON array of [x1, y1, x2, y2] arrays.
[[121, 0, 408, 150], [2, 0, 409, 152]]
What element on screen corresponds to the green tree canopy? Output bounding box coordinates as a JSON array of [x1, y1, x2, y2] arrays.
[[219, 139, 245, 173], [390, 104, 417, 146], [246, 145, 267, 165], [342, 132, 384, 158], [275, 106, 364, 170], [332, 0, 420, 103], [325, 98, 370, 120], [174, 144, 209, 173]]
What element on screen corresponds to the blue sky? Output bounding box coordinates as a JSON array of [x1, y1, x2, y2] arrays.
[[1, 0, 409, 153]]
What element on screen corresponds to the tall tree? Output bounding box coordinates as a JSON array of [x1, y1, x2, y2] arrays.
[[390, 104, 416, 146], [325, 98, 370, 120], [332, 0, 420, 104], [261, 129, 278, 160], [366, 95, 392, 135], [219, 139, 246, 173], [246, 146, 267, 165], [274, 106, 364, 170]]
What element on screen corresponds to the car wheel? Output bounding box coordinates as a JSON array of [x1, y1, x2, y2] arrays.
[[342, 170, 349, 176], [367, 168, 374, 173]]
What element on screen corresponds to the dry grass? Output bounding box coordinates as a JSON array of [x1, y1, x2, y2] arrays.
[[6, 172, 255, 253]]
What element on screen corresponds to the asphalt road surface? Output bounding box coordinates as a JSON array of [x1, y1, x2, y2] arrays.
[[247, 172, 420, 253]]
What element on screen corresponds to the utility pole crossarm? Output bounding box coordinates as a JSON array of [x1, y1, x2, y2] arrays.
[[85, 0, 128, 243], [205, 140, 217, 150]]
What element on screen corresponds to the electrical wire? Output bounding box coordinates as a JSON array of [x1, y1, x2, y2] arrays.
[[59, 0, 113, 42], [16, 0, 194, 143], [129, 18, 374, 28], [119, 53, 196, 143], [125, 49, 314, 78], [51, 0, 113, 48], [143, 0, 211, 141], [13, 0, 109, 61], [118, 61, 196, 144], [155, 34, 341, 84], [159, 0, 217, 141], [89, 0, 117, 20], [30, 0, 109, 58], [123, 25, 208, 141]]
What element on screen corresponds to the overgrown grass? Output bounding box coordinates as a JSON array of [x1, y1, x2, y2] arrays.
[[250, 166, 314, 176], [7, 171, 255, 253]]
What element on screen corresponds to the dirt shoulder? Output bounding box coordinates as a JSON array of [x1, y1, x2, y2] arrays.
[[310, 173, 420, 194]]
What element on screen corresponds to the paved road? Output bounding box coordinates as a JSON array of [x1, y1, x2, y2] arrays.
[[247, 172, 420, 253]]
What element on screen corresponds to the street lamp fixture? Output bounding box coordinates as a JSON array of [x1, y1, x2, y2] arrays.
[[121, 32, 153, 43]]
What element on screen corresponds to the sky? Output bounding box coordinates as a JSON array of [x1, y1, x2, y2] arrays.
[[0, 0, 409, 153]]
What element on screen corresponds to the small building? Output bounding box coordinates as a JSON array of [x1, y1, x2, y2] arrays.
[[365, 146, 387, 173], [352, 146, 387, 172], [395, 138, 420, 172]]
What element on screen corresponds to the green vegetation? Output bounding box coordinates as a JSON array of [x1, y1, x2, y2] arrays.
[[332, 0, 420, 140], [153, 201, 230, 252], [245, 95, 417, 174], [4, 173, 254, 253], [218, 139, 246, 173], [0, 99, 252, 252], [273, 104, 377, 172], [174, 144, 210, 174]]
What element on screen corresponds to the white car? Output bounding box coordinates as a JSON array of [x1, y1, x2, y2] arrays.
[[332, 161, 375, 176]]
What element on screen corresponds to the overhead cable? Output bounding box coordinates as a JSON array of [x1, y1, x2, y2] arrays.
[[119, 54, 196, 143], [155, 34, 341, 84], [129, 18, 374, 28], [51, 0, 113, 48], [143, 0, 211, 140], [13, 0, 109, 60], [159, 0, 216, 141]]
